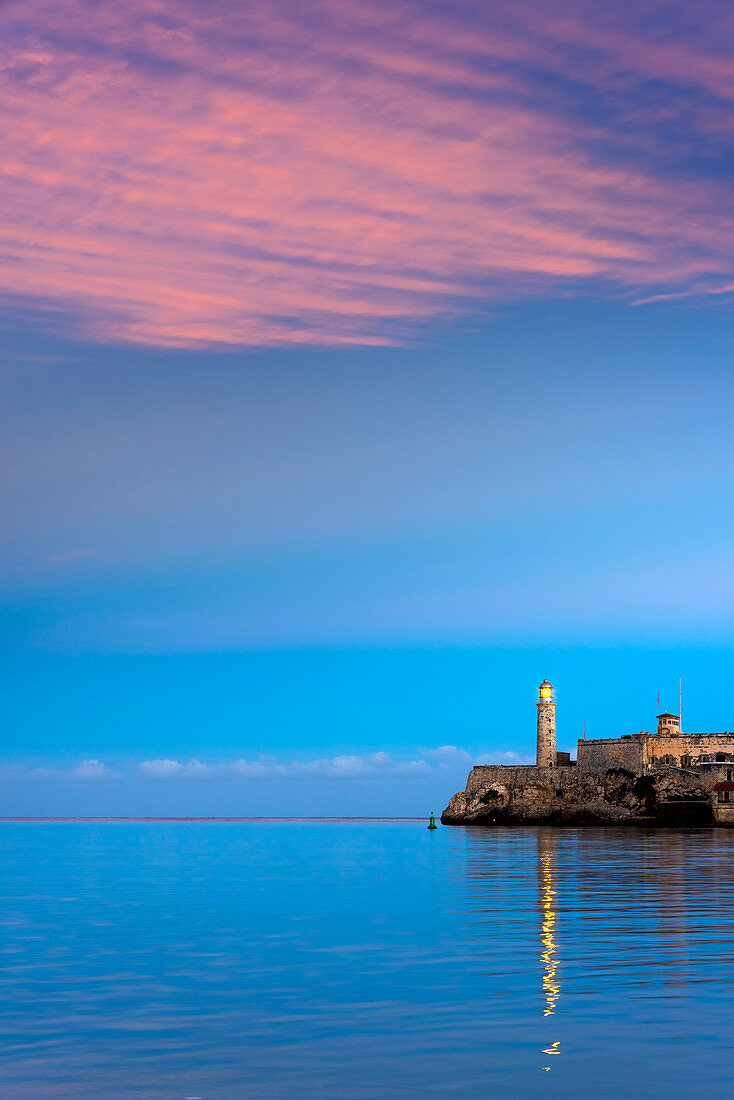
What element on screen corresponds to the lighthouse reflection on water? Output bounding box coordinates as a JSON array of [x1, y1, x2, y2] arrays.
[[464, 827, 564, 1075], [538, 830, 562, 1070]]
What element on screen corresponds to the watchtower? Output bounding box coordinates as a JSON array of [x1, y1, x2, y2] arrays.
[[656, 712, 681, 736], [537, 679, 557, 767]]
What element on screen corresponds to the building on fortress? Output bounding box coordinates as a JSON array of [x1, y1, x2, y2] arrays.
[[441, 679, 734, 827], [577, 710, 734, 773]]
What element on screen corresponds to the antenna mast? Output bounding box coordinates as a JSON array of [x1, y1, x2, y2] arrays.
[[679, 676, 683, 728]]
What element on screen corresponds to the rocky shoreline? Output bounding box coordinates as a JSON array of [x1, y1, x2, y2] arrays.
[[441, 764, 724, 827]]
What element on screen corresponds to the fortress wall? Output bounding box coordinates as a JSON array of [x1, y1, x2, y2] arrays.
[[695, 763, 734, 785], [648, 733, 734, 765], [574, 732, 734, 773], [694, 762, 734, 823], [465, 765, 548, 793], [714, 803, 734, 824], [576, 737, 646, 773], [464, 734, 734, 798], [464, 762, 580, 795]]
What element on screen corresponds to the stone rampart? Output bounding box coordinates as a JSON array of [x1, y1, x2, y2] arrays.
[[576, 736, 646, 773], [465, 765, 550, 793]]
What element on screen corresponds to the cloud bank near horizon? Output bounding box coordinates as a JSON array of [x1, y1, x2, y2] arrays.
[[0, 746, 532, 783], [2, 0, 734, 347], [0, 759, 119, 782]]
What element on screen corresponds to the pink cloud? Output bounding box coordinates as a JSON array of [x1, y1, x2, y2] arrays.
[[1, 0, 733, 346]]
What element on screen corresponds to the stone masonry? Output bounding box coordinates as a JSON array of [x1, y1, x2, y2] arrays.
[[536, 679, 557, 768]]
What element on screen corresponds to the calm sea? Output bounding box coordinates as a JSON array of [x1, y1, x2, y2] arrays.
[[1, 821, 733, 1098]]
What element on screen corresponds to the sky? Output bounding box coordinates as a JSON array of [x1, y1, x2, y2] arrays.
[[2, 0, 734, 814]]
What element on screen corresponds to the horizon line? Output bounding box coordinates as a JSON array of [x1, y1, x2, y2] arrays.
[[0, 815, 428, 823]]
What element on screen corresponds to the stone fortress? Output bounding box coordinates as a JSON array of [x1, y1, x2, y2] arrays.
[[442, 679, 734, 826]]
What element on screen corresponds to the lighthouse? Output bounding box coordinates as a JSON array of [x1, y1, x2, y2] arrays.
[[536, 679, 557, 768]]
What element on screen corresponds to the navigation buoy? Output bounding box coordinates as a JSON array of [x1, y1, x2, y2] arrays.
[[427, 812, 438, 830]]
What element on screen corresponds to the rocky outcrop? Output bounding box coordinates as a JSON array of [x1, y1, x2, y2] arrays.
[[441, 765, 714, 826]]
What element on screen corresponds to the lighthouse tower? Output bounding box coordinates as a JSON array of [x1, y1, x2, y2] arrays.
[[536, 679, 557, 768]]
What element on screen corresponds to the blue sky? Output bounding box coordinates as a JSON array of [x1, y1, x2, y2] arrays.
[[4, 296, 734, 813], [2, 0, 734, 813]]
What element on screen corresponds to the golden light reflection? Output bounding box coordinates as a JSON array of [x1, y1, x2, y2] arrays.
[[540, 853, 560, 1017], [538, 835, 562, 1071]]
